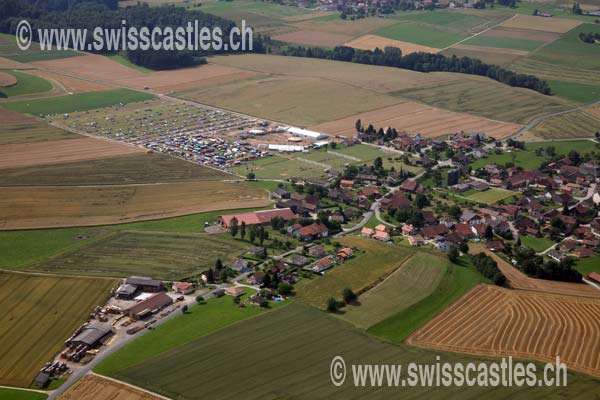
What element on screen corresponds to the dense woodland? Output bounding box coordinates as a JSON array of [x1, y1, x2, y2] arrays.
[[274, 45, 552, 95], [0, 0, 268, 69]]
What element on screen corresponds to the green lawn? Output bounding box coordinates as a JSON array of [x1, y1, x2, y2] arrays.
[[339, 252, 447, 329], [107, 302, 600, 400], [470, 149, 546, 170], [462, 188, 520, 204], [95, 295, 286, 376], [523, 139, 599, 155], [296, 236, 415, 309], [521, 235, 555, 253], [575, 257, 600, 275], [462, 35, 545, 51], [368, 255, 488, 342], [374, 22, 466, 48], [1, 89, 155, 115], [0, 389, 46, 400], [0, 70, 53, 98], [548, 80, 600, 104], [0, 206, 270, 270], [105, 54, 154, 73]]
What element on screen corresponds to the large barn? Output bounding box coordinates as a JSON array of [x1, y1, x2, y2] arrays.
[[218, 208, 297, 229]]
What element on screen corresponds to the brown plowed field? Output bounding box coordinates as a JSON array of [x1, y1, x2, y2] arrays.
[[0, 71, 17, 87], [32, 54, 258, 94], [310, 102, 521, 139], [0, 56, 31, 70], [273, 30, 353, 47], [59, 374, 162, 400], [499, 15, 581, 33], [0, 181, 270, 229], [344, 35, 439, 54], [0, 137, 144, 169], [408, 284, 600, 378], [470, 245, 600, 298], [30, 69, 111, 93], [0, 108, 37, 123]]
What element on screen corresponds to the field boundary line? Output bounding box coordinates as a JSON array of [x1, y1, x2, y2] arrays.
[[0, 385, 49, 394], [438, 13, 517, 52]]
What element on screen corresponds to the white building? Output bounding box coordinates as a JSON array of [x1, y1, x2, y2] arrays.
[[268, 144, 305, 152], [287, 127, 328, 140]]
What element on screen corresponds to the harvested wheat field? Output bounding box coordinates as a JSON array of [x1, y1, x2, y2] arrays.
[[273, 30, 353, 47], [0, 56, 30, 70], [480, 26, 560, 42], [30, 69, 111, 93], [0, 181, 270, 229], [471, 245, 600, 298], [450, 44, 529, 57], [499, 15, 581, 33], [0, 137, 144, 169], [408, 284, 600, 378], [59, 374, 162, 400], [32, 54, 258, 94], [0, 71, 16, 87], [310, 101, 521, 139], [344, 35, 439, 54]]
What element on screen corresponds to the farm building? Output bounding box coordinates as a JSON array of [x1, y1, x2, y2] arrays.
[[173, 282, 194, 295], [225, 287, 245, 297], [66, 323, 112, 348], [287, 127, 328, 140], [116, 283, 137, 299], [124, 292, 173, 319], [268, 144, 305, 152], [229, 258, 252, 273], [125, 276, 163, 293], [218, 208, 297, 229]]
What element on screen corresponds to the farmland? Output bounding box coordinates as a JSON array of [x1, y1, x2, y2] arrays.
[[296, 236, 414, 309], [576, 257, 600, 275], [0, 389, 47, 400], [95, 295, 280, 375], [461, 35, 545, 52], [368, 256, 488, 342], [373, 22, 465, 48], [528, 108, 600, 140], [441, 45, 527, 67], [470, 244, 600, 298], [0, 120, 78, 145], [108, 303, 600, 400], [392, 77, 572, 125], [1, 89, 156, 115], [408, 284, 600, 378], [547, 80, 600, 104], [0, 70, 53, 98], [0, 137, 144, 169], [29, 231, 248, 280], [510, 58, 600, 86], [344, 35, 439, 54], [0, 153, 231, 186], [0, 181, 270, 230], [340, 252, 447, 329], [0, 272, 115, 387], [273, 30, 352, 47], [29, 69, 112, 94], [58, 375, 160, 400]]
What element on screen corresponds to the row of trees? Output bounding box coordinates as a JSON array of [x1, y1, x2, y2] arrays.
[[275, 45, 551, 94], [579, 31, 600, 44], [229, 218, 269, 244], [470, 252, 507, 286]]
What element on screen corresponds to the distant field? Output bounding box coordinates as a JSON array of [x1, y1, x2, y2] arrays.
[[0, 121, 78, 144], [499, 14, 582, 33], [0, 388, 47, 400], [523, 139, 599, 155], [175, 75, 401, 126], [95, 295, 279, 376], [461, 35, 545, 51], [0, 272, 114, 387], [0, 181, 270, 230], [58, 375, 159, 400], [374, 22, 466, 48], [296, 236, 414, 309], [108, 303, 600, 399], [30, 231, 248, 279], [0, 153, 231, 186], [510, 58, 600, 86], [442, 44, 526, 66], [462, 188, 519, 204], [409, 284, 600, 378], [368, 256, 488, 342], [344, 34, 439, 53], [4, 50, 80, 63], [1, 88, 155, 115], [105, 54, 154, 73], [273, 30, 352, 47], [548, 80, 600, 103], [340, 252, 447, 329], [0, 70, 52, 97], [392, 77, 572, 125], [528, 108, 600, 139]]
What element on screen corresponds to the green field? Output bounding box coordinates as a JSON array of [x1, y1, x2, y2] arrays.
[[194, 0, 319, 19], [0, 70, 53, 97], [0, 272, 115, 387], [390, 10, 499, 34], [0, 121, 79, 144], [296, 236, 414, 309], [462, 188, 520, 204], [340, 252, 447, 329], [523, 139, 599, 155], [462, 35, 546, 51], [521, 235, 555, 253], [0, 206, 270, 270], [29, 231, 249, 280], [374, 22, 466, 48], [575, 257, 600, 275], [0, 388, 47, 400], [95, 295, 284, 376], [548, 80, 600, 103], [393, 78, 572, 124], [529, 108, 600, 139], [1, 89, 156, 115], [105, 54, 153, 73], [368, 256, 488, 342], [0, 153, 231, 186], [108, 303, 600, 400], [510, 58, 600, 86]]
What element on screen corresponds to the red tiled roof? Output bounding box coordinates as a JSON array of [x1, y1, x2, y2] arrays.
[[219, 208, 297, 227], [298, 223, 328, 236]]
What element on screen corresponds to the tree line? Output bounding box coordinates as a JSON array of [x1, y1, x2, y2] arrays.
[[579, 31, 600, 44], [274, 45, 552, 95], [470, 252, 507, 286]]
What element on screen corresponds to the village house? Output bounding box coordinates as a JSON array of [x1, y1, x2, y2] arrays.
[[229, 258, 252, 273], [311, 256, 335, 273], [308, 244, 327, 258], [173, 282, 194, 295], [295, 223, 329, 241], [336, 247, 353, 261]]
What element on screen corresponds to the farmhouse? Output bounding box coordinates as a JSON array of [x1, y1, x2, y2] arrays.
[[124, 292, 173, 319], [173, 282, 194, 295], [218, 208, 297, 228], [66, 323, 112, 348]]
